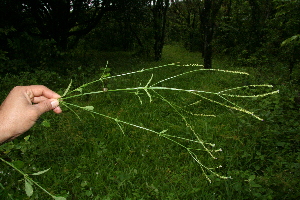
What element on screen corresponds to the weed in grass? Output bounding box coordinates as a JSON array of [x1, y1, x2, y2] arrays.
[[0, 157, 66, 200], [59, 63, 278, 181], [1, 63, 280, 198]]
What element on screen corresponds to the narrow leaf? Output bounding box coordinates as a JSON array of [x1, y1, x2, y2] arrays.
[[53, 196, 67, 200], [73, 87, 83, 93], [81, 106, 94, 111], [250, 182, 262, 188], [61, 102, 81, 120], [31, 168, 51, 176], [281, 35, 300, 46]]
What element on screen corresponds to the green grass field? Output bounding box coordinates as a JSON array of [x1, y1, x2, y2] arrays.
[[1, 45, 299, 199]]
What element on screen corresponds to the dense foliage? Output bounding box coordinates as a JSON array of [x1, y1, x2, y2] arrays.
[[0, 46, 299, 199], [1, 0, 299, 72], [0, 0, 299, 199]]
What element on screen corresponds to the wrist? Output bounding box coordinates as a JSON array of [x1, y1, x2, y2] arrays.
[[0, 128, 14, 144], [0, 116, 14, 144]]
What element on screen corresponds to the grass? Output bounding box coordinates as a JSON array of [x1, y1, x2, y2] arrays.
[[0, 45, 299, 199]]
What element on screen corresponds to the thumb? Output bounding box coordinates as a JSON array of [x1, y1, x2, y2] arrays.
[[34, 99, 59, 115]]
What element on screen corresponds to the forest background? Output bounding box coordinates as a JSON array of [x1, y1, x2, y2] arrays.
[[0, 0, 299, 199]]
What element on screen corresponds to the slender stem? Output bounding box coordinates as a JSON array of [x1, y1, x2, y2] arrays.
[[0, 158, 62, 199], [69, 63, 182, 94], [58, 64, 278, 182]]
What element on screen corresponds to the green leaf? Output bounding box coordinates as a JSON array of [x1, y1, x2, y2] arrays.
[[100, 67, 111, 72], [81, 181, 88, 187], [41, 120, 51, 127], [31, 168, 51, 176], [74, 87, 83, 93], [248, 175, 256, 181], [250, 182, 262, 188], [12, 160, 24, 169], [81, 106, 94, 111], [25, 179, 33, 197], [103, 73, 111, 77], [53, 196, 67, 200], [159, 130, 168, 135], [281, 35, 300, 46], [61, 102, 81, 120], [24, 135, 30, 141]]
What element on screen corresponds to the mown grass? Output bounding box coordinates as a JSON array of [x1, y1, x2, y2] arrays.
[[1, 45, 299, 199]]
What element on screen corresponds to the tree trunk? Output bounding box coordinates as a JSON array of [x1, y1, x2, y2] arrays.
[[248, 0, 261, 53], [200, 0, 223, 69], [151, 0, 169, 61]]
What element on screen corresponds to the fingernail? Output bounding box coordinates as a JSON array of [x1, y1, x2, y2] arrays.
[[51, 100, 59, 108]]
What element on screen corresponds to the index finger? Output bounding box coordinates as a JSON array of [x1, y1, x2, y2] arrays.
[[26, 85, 61, 99]]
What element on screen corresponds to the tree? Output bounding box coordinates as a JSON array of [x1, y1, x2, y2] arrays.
[[84, 0, 169, 60], [117, 0, 170, 61], [277, 0, 300, 79], [168, 0, 223, 68], [121, 0, 152, 53], [212, 0, 276, 61], [150, 0, 170, 61], [281, 35, 300, 79], [200, 0, 223, 69], [168, 0, 202, 51], [10, 0, 122, 50]]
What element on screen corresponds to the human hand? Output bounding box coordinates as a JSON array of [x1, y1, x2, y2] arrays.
[[0, 85, 62, 144]]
